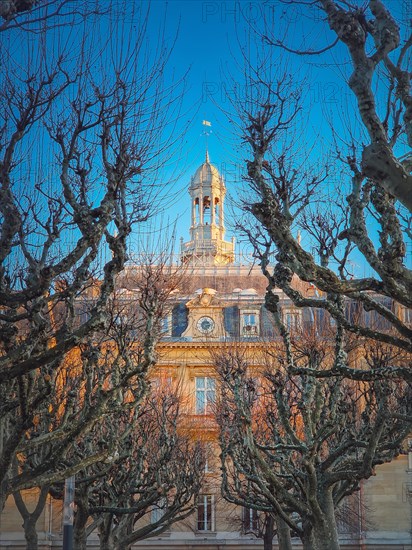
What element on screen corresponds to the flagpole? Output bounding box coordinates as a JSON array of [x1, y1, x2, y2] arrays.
[[202, 120, 212, 159]]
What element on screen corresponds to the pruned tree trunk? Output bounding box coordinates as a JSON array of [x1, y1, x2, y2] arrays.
[[263, 513, 275, 550], [98, 516, 115, 550], [22, 519, 39, 550], [301, 520, 316, 550], [302, 533, 317, 550], [0, 480, 8, 513], [276, 514, 292, 550], [311, 490, 340, 550], [112, 514, 133, 550], [13, 485, 49, 550], [73, 491, 90, 550], [312, 521, 340, 550], [99, 536, 113, 550]]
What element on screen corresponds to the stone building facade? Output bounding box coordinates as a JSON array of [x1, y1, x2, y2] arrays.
[[1, 154, 411, 549]]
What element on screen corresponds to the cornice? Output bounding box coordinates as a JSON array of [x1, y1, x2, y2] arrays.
[[157, 339, 268, 350]]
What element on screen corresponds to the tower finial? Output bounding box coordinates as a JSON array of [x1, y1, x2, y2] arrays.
[[205, 149, 209, 163]]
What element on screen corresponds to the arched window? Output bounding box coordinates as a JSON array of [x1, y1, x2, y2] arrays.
[[203, 196, 211, 223], [194, 197, 200, 224], [214, 197, 220, 224]]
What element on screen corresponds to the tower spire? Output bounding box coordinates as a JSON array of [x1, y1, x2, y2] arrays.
[[202, 120, 212, 163]]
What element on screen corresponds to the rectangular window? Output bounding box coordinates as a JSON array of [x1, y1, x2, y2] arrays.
[[242, 312, 259, 336], [242, 507, 259, 533], [283, 310, 301, 332], [244, 313, 256, 326], [401, 306, 411, 326], [77, 300, 92, 325], [160, 313, 172, 337], [195, 377, 215, 414], [204, 454, 211, 473], [202, 442, 215, 473], [336, 494, 359, 534], [285, 313, 293, 329], [197, 494, 214, 531], [151, 498, 166, 524], [152, 375, 173, 392]]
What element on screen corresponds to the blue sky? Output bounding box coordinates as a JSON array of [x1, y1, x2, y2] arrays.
[[144, 0, 411, 275], [6, 0, 410, 274], [144, 1, 353, 259]]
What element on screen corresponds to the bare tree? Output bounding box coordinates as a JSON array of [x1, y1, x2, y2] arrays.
[[71, 384, 205, 550], [222, 9, 412, 538], [229, 0, 411, 367], [2, 256, 184, 526], [215, 337, 412, 550], [0, 1, 184, 510], [259, 0, 411, 208], [0, 0, 45, 24], [230, 507, 286, 550], [0, 0, 102, 32], [12, 481, 50, 550]]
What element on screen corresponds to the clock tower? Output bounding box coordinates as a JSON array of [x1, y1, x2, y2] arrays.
[[180, 151, 235, 266], [182, 288, 228, 340]]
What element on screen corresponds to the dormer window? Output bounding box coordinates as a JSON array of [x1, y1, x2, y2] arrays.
[[241, 310, 260, 337], [160, 312, 172, 337], [282, 308, 302, 332]]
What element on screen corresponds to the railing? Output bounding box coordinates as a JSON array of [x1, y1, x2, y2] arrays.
[[126, 249, 258, 267], [180, 414, 218, 432]]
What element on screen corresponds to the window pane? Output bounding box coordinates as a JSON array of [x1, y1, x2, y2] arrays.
[[206, 378, 215, 390], [206, 496, 212, 530], [196, 390, 205, 414], [196, 377, 215, 414], [197, 498, 205, 530], [242, 507, 258, 532], [206, 389, 215, 401], [242, 313, 259, 336], [197, 495, 213, 531], [206, 390, 215, 410], [151, 498, 165, 524]]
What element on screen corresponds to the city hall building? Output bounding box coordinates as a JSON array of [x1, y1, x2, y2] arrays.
[[1, 154, 411, 549]]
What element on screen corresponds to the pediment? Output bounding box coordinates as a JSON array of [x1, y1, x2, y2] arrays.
[[185, 288, 225, 309]]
